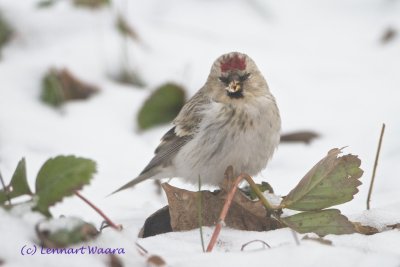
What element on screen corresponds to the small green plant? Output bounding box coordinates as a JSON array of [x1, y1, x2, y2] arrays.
[[0, 156, 96, 217]]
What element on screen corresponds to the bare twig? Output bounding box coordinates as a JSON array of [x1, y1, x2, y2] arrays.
[[241, 239, 271, 251], [74, 191, 122, 230], [367, 123, 386, 210], [0, 171, 11, 205], [135, 242, 148, 256]]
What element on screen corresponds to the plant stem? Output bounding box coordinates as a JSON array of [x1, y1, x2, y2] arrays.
[[367, 123, 385, 210], [206, 172, 278, 252], [198, 176, 205, 252], [206, 173, 244, 252], [74, 191, 121, 230], [241, 173, 275, 211]]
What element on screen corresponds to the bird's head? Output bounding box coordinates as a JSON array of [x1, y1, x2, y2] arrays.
[[206, 52, 269, 103]]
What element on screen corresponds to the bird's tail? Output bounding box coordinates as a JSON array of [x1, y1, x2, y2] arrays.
[[108, 171, 154, 196]]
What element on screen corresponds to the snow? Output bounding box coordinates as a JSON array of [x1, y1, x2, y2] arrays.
[[1, 0, 400, 266]]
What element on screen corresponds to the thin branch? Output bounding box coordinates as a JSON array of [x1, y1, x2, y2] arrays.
[[74, 191, 122, 230], [135, 242, 148, 256], [241, 239, 271, 251], [367, 123, 386, 210], [0, 171, 11, 205]]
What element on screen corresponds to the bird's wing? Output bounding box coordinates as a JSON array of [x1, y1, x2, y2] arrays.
[[140, 89, 211, 175], [139, 126, 192, 174]]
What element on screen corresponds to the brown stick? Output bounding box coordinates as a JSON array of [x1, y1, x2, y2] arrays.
[[206, 174, 245, 252], [367, 123, 386, 210], [75, 191, 122, 230], [206, 172, 278, 252]]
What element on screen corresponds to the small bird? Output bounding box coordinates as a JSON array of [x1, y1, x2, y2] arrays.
[[112, 52, 281, 194]]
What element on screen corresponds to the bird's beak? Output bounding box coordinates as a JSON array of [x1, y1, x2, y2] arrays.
[[226, 80, 241, 93]]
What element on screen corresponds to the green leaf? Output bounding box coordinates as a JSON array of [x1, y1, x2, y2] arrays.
[[41, 69, 65, 107], [281, 209, 355, 236], [138, 83, 186, 130], [281, 148, 363, 211], [0, 14, 13, 56], [0, 158, 32, 204], [73, 0, 110, 9], [34, 156, 96, 216]]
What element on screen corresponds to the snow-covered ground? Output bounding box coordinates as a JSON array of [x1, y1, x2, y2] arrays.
[[1, 0, 400, 266]]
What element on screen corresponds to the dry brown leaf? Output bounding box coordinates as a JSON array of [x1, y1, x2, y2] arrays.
[[280, 131, 320, 144], [387, 223, 400, 230], [108, 254, 123, 267], [147, 255, 166, 267], [162, 183, 282, 232], [58, 69, 99, 100]]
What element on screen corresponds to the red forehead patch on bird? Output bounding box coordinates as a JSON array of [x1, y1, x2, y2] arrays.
[[220, 54, 246, 72]]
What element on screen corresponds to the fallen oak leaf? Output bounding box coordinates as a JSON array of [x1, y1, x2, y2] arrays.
[[161, 183, 282, 232], [281, 148, 363, 211]]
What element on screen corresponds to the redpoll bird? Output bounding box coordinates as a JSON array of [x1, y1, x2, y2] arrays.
[[112, 52, 281, 194]]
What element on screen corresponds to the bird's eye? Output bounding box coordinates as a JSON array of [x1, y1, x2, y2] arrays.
[[219, 76, 230, 84], [239, 73, 251, 82]]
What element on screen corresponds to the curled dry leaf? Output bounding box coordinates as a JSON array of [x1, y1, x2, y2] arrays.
[[162, 183, 282, 232], [281, 148, 363, 211]]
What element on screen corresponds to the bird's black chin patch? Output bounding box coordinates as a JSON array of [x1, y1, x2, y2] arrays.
[[227, 89, 244, 99]]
